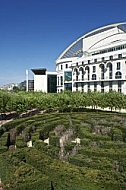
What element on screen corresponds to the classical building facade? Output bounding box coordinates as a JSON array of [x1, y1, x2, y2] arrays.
[[56, 22, 126, 93]]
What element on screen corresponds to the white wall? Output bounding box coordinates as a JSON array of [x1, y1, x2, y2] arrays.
[[34, 75, 47, 92], [83, 28, 119, 51]]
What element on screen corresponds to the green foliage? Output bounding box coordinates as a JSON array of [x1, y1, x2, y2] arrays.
[[0, 90, 126, 115], [49, 131, 60, 147], [16, 136, 27, 148], [64, 142, 75, 152], [0, 146, 7, 153], [31, 132, 39, 143], [0, 132, 9, 146], [1, 110, 126, 189]]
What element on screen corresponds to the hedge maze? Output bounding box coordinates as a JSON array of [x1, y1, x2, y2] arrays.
[[0, 111, 126, 189]]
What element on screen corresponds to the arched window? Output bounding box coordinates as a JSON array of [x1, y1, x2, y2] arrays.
[[99, 64, 105, 79], [74, 68, 78, 73], [79, 67, 85, 80], [92, 74, 96, 80], [115, 71, 122, 79], [79, 67, 84, 72]]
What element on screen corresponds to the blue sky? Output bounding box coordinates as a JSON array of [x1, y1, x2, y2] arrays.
[[0, 0, 126, 87]]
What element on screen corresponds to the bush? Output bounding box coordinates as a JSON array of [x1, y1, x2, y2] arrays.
[[0, 145, 7, 153], [31, 132, 39, 143], [16, 136, 27, 148], [0, 132, 9, 146], [49, 131, 60, 147]]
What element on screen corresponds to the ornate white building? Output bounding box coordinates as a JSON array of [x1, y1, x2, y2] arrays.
[[56, 22, 126, 93]]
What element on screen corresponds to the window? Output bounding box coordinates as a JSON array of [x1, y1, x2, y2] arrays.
[[79, 67, 84, 81], [64, 83, 72, 91], [94, 82, 97, 91], [65, 64, 68, 68], [93, 66, 96, 73], [88, 60, 90, 64], [101, 65, 104, 79], [76, 83, 78, 91], [85, 66, 90, 80], [101, 81, 104, 93], [60, 76, 63, 85], [81, 83, 84, 92], [117, 62, 120, 70], [109, 81, 112, 91], [64, 71, 72, 81], [109, 56, 113, 60], [82, 61, 84, 65], [115, 71, 122, 79], [108, 63, 112, 79], [92, 74, 96, 80], [102, 57, 104, 61], [82, 74, 84, 81], [87, 83, 90, 92], [61, 65, 63, 70], [76, 75, 78, 81], [118, 54, 122, 59], [94, 59, 97, 63], [74, 68, 78, 81], [109, 72, 112, 79], [118, 81, 122, 93], [47, 75, 57, 93]]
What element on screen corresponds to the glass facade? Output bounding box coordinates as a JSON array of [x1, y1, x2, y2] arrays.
[[47, 74, 57, 93], [64, 83, 72, 91], [64, 71, 72, 81], [61, 39, 83, 59]]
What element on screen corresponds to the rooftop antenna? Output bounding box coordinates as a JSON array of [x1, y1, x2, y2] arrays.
[[26, 70, 28, 92]]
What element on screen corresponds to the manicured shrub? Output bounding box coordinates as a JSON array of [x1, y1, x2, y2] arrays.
[[0, 132, 9, 146], [31, 132, 39, 143], [110, 128, 123, 141], [16, 136, 27, 148], [49, 131, 60, 147], [64, 142, 75, 152], [0, 145, 7, 153]]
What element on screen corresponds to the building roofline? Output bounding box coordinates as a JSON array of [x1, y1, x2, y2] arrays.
[[56, 22, 126, 62], [31, 68, 47, 75], [84, 22, 126, 38]]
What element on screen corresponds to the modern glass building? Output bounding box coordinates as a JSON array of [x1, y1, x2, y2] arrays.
[[56, 22, 126, 93]]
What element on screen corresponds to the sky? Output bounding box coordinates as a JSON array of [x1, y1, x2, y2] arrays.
[[0, 0, 126, 87]]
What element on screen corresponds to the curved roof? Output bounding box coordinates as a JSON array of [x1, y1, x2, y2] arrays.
[[56, 22, 126, 61]]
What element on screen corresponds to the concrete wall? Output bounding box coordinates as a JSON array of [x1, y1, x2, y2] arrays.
[[34, 75, 47, 92]]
